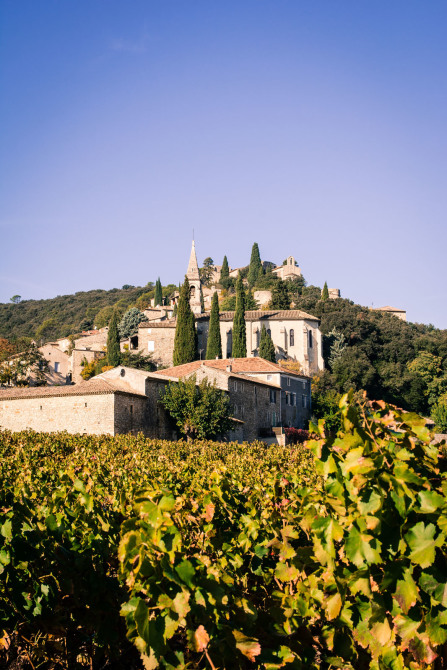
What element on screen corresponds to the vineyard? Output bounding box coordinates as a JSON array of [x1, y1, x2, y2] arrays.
[[1, 393, 447, 669]]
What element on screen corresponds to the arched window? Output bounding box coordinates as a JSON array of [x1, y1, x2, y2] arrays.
[[290, 329, 294, 346], [190, 286, 196, 298], [308, 330, 313, 348], [267, 328, 271, 337]]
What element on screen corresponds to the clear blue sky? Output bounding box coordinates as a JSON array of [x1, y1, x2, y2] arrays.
[[1, 1, 446, 327]]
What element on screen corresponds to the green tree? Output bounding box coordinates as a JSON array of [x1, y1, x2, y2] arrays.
[[219, 255, 229, 283], [321, 282, 329, 301], [232, 274, 246, 358], [0, 341, 49, 386], [173, 277, 197, 366], [258, 325, 275, 362], [248, 243, 262, 286], [432, 392, 447, 432], [270, 280, 291, 310], [200, 257, 215, 287], [94, 305, 115, 329], [159, 375, 233, 440], [118, 308, 148, 339], [325, 328, 347, 370], [10, 295, 21, 304], [35, 318, 59, 344], [154, 278, 163, 307], [120, 350, 156, 372], [107, 310, 121, 367], [206, 292, 222, 360]]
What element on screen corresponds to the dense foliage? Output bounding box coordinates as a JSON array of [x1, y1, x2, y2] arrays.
[[292, 287, 447, 421], [0, 430, 316, 669], [159, 376, 233, 440], [248, 243, 263, 287], [0, 286, 150, 341]]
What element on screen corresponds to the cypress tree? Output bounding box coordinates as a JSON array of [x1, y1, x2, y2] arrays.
[[220, 256, 229, 283], [206, 292, 222, 359], [321, 282, 329, 301], [232, 273, 247, 358], [259, 325, 276, 362], [107, 310, 121, 366], [154, 278, 163, 306], [173, 277, 197, 366], [248, 242, 262, 286]]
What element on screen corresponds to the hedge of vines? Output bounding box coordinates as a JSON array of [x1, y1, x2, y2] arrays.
[[1, 392, 447, 669]]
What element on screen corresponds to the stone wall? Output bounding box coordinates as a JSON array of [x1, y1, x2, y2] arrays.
[[31, 343, 71, 385], [0, 393, 116, 435], [137, 325, 176, 368], [71, 349, 105, 384]]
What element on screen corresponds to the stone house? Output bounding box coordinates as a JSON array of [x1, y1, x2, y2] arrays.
[[157, 357, 311, 431]]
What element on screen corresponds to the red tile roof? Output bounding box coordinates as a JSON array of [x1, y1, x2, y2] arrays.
[[157, 357, 306, 380]]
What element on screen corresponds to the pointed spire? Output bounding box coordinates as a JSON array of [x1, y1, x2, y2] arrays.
[[187, 240, 200, 282]]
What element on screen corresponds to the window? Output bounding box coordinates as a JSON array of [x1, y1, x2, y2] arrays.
[[269, 389, 277, 404], [287, 377, 291, 386], [54, 362, 60, 373], [302, 395, 308, 408], [190, 286, 196, 298], [130, 405, 133, 414], [292, 393, 296, 406], [290, 329, 294, 346], [148, 341, 155, 352], [267, 328, 271, 337], [267, 374, 272, 381], [240, 406, 245, 419], [285, 393, 290, 405], [309, 331, 313, 348], [233, 380, 238, 392]]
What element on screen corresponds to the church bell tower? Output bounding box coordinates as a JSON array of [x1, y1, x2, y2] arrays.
[[186, 240, 203, 315]]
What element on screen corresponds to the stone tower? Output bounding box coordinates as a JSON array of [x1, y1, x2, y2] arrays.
[[186, 240, 202, 315]]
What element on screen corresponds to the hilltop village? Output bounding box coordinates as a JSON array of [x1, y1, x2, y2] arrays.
[[0, 243, 327, 441]]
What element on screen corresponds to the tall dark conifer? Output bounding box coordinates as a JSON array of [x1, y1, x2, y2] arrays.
[[173, 277, 197, 366], [321, 282, 329, 301], [248, 243, 262, 286], [206, 292, 222, 360], [107, 310, 121, 366], [232, 273, 247, 358], [154, 278, 163, 307], [220, 256, 229, 283], [259, 325, 276, 362]]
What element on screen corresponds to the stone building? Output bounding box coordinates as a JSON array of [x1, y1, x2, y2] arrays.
[[271, 256, 302, 281], [157, 357, 311, 431], [0, 359, 310, 442]]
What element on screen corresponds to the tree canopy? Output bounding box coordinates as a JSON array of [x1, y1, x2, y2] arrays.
[[118, 308, 148, 339], [159, 375, 233, 440], [107, 311, 121, 367]]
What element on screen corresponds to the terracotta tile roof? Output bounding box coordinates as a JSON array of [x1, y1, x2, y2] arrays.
[[218, 310, 319, 322], [157, 357, 305, 383], [139, 309, 318, 326], [0, 378, 146, 401], [139, 320, 177, 329]]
